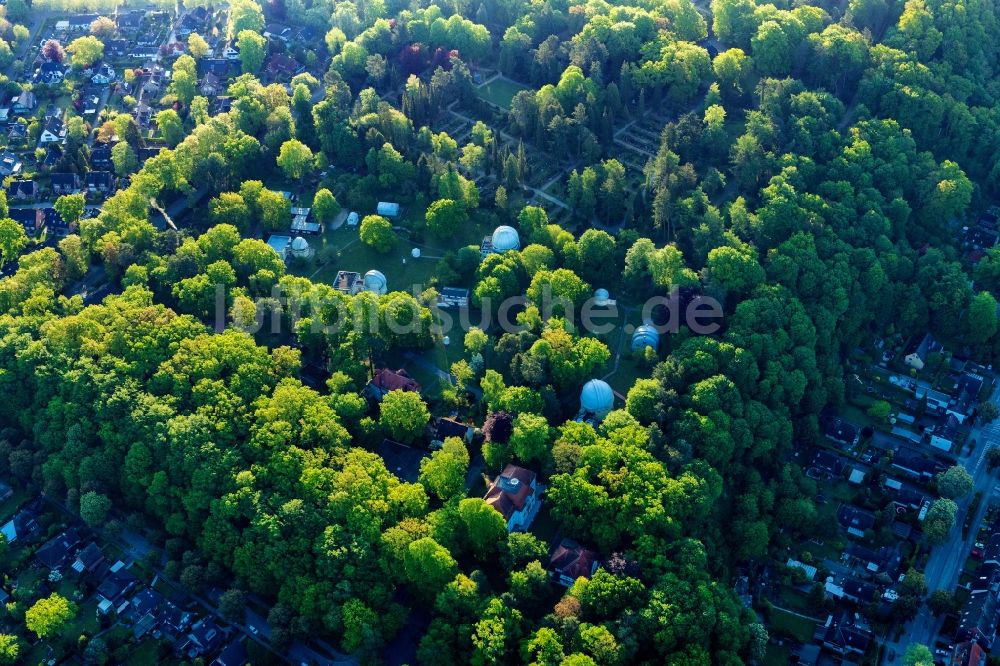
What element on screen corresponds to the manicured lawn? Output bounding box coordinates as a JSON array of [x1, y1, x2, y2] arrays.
[[768, 607, 818, 642], [476, 77, 530, 110], [0, 487, 29, 522], [124, 638, 164, 665]]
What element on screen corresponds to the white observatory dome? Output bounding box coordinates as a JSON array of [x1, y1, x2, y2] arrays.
[[291, 236, 310, 257], [631, 323, 660, 352], [580, 379, 614, 420], [491, 225, 520, 253], [363, 269, 388, 295]]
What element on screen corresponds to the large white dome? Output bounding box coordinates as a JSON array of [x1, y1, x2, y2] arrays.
[[631, 324, 660, 352], [580, 379, 614, 419], [363, 269, 387, 295], [491, 225, 520, 253], [291, 236, 310, 258]]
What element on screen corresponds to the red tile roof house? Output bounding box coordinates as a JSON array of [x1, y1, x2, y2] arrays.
[[484, 464, 542, 532], [549, 538, 600, 587], [363, 368, 421, 402]]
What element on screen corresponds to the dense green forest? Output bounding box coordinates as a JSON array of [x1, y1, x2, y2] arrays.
[[2, 0, 1000, 662]]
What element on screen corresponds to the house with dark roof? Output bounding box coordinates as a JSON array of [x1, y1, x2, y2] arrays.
[[9, 208, 44, 237], [904, 333, 942, 370], [843, 578, 877, 605], [0, 150, 22, 177], [377, 438, 429, 483], [71, 542, 106, 575], [333, 270, 362, 295], [91, 144, 113, 170], [198, 58, 233, 79], [86, 171, 117, 194], [51, 172, 82, 195], [7, 123, 27, 144], [484, 464, 541, 532], [825, 418, 860, 447], [433, 417, 475, 444], [12, 90, 37, 115], [39, 115, 66, 145], [549, 538, 600, 587], [265, 53, 302, 80], [97, 563, 140, 611], [35, 528, 81, 569], [1, 506, 39, 544], [891, 451, 939, 481], [956, 565, 1000, 649], [438, 287, 471, 309], [6, 180, 37, 201], [815, 612, 872, 656], [176, 617, 225, 659], [34, 61, 67, 85], [364, 368, 421, 402], [811, 450, 844, 476], [837, 505, 875, 538], [105, 39, 129, 57]]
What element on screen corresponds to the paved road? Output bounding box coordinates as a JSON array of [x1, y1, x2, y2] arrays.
[[884, 381, 1000, 661]]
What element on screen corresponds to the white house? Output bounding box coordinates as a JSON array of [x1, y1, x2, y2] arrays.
[[484, 464, 541, 532], [39, 117, 66, 145]]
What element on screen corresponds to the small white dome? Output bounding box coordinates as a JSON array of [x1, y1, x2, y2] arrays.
[[631, 324, 660, 352], [595, 288, 610, 301], [363, 269, 387, 295], [411, 247, 421, 258], [580, 379, 614, 419], [291, 236, 309, 250], [491, 225, 520, 253]]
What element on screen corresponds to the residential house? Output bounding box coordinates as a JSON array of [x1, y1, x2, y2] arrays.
[[264, 23, 293, 43], [837, 505, 875, 538], [130, 588, 167, 638], [265, 53, 302, 80], [843, 578, 877, 605], [9, 209, 45, 237], [71, 542, 106, 575], [91, 144, 113, 170], [815, 612, 872, 657], [67, 14, 99, 32], [177, 6, 210, 36], [6, 180, 37, 201], [116, 10, 146, 30], [222, 43, 240, 60], [138, 146, 162, 163], [12, 90, 37, 115], [177, 617, 224, 659], [549, 538, 600, 587], [35, 527, 82, 570], [133, 100, 153, 128], [891, 451, 940, 481], [1, 506, 39, 544], [200, 71, 223, 97], [7, 123, 27, 144], [86, 171, 116, 194], [34, 61, 67, 85], [904, 333, 941, 370], [199, 58, 233, 80], [51, 172, 82, 195], [786, 558, 818, 581], [438, 287, 470, 309], [433, 417, 475, 445], [39, 208, 69, 237], [956, 563, 1000, 648], [484, 464, 541, 532], [930, 414, 960, 452], [364, 368, 421, 402], [91, 63, 117, 85], [96, 562, 139, 614], [39, 116, 66, 145], [377, 438, 429, 483], [105, 39, 129, 58], [78, 90, 102, 116], [0, 151, 21, 177], [825, 417, 860, 447], [334, 270, 363, 295], [810, 450, 844, 476]]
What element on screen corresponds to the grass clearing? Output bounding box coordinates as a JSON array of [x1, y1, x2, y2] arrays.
[[768, 607, 818, 642], [477, 77, 530, 110]]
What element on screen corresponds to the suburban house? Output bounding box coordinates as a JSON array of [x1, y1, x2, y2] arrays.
[[333, 270, 363, 295], [824, 418, 860, 447], [34, 61, 67, 85], [891, 451, 940, 481], [91, 144, 113, 170], [71, 542, 106, 575], [904, 332, 941, 370], [438, 287, 471, 309], [8, 123, 27, 144], [6, 180, 37, 201], [39, 116, 67, 145], [432, 417, 475, 445], [364, 368, 421, 402], [265, 53, 302, 80], [377, 201, 401, 218], [956, 564, 1000, 649], [86, 170, 117, 194], [484, 464, 541, 532], [222, 43, 240, 60], [105, 39, 129, 57], [176, 617, 224, 659], [0, 151, 21, 177], [51, 172, 82, 194], [10, 208, 45, 237], [96, 562, 140, 614], [91, 63, 117, 85], [12, 90, 37, 114], [548, 538, 600, 587], [837, 505, 875, 538], [212, 639, 248, 666], [815, 612, 872, 657], [35, 527, 82, 570]]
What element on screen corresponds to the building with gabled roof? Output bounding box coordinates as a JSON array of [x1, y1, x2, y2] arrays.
[[484, 464, 540, 532], [549, 538, 600, 587]]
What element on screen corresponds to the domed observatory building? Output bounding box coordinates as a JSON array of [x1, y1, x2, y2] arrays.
[[363, 269, 388, 295], [631, 323, 660, 353], [480, 225, 521, 258], [290, 236, 313, 260], [579, 378, 615, 422]]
